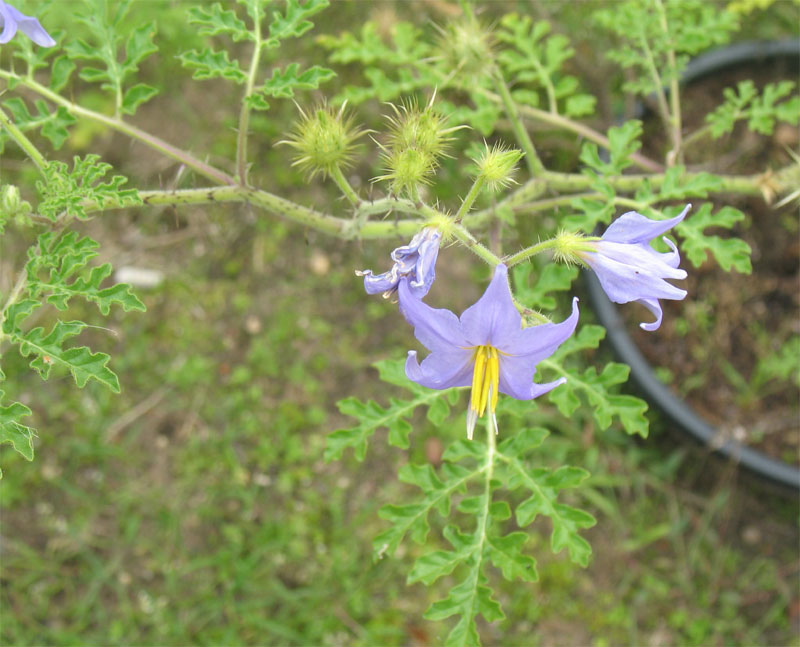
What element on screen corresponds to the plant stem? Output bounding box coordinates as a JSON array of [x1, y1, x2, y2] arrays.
[[237, 18, 263, 184], [637, 26, 674, 164], [504, 238, 560, 267], [0, 105, 48, 174], [655, 0, 682, 164], [0, 71, 236, 186], [0, 269, 29, 350], [451, 223, 501, 267], [456, 176, 486, 221], [329, 165, 361, 206], [493, 70, 545, 176]]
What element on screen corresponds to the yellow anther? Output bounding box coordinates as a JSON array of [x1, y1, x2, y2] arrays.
[[471, 345, 500, 418]]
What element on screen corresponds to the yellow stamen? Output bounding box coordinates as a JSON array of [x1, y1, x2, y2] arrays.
[[470, 345, 501, 418]]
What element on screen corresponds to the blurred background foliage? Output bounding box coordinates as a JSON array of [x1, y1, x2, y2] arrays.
[[1, 1, 798, 645]]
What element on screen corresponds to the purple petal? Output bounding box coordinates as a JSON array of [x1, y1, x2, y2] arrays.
[[0, 3, 17, 43], [587, 252, 687, 303], [358, 269, 398, 295], [602, 204, 690, 244], [460, 264, 521, 347], [660, 236, 682, 269], [499, 358, 567, 399], [1, 2, 55, 46], [405, 349, 474, 390], [398, 278, 467, 352], [593, 241, 687, 281], [636, 298, 664, 331], [498, 297, 580, 362]]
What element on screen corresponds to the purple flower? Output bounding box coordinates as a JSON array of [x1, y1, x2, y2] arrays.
[[356, 226, 441, 299], [579, 205, 690, 331], [399, 263, 579, 439], [0, 1, 56, 47]]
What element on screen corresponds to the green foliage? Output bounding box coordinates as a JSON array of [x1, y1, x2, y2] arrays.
[[0, 390, 35, 473], [567, 121, 643, 231], [26, 231, 145, 315], [188, 3, 252, 42], [496, 15, 596, 118], [594, 0, 738, 96], [180, 0, 334, 108], [321, 21, 435, 105], [541, 326, 649, 437], [36, 154, 141, 222], [375, 425, 594, 645], [265, 0, 330, 49], [706, 80, 800, 137], [0, 97, 76, 150], [179, 48, 248, 83], [63, 0, 159, 115], [325, 359, 456, 461], [250, 63, 336, 109], [675, 203, 752, 272], [512, 263, 580, 312]]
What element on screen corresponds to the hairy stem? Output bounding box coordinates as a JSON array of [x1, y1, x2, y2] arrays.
[[504, 238, 560, 267], [456, 176, 486, 221]]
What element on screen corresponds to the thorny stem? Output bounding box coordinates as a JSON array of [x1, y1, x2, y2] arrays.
[[330, 165, 361, 206], [493, 69, 545, 176], [0, 105, 48, 174], [236, 14, 263, 185], [0, 71, 236, 186]]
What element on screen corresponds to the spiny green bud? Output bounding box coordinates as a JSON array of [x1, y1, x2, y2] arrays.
[[553, 230, 599, 266], [278, 103, 367, 179], [435, 16, 495, 78], [473, 144, 523, 192], [385, 96, 462, 163], [374, 146, 436, 197], [425, 211, 457, 242]]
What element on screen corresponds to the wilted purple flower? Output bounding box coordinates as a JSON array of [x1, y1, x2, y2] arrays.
[[356, 226, 441, 299], [0, 1, 56, 47], [579, 205, 690, 331], [400, 263, 579, 439]]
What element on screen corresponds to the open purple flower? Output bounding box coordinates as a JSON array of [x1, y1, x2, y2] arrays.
[[0, 1, 56, 47], [356, 226, 441, 299], [400, 263, 579, 439], [579, 205, 690, 331]]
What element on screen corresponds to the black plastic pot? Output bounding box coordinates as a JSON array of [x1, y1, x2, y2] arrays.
[[586, 40, 800, 491]]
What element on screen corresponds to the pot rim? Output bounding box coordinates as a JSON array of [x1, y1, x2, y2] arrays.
[[587, 39, 800, 491]]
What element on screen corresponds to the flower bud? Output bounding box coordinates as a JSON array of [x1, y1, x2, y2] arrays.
[[279, 103, 366, 179], [553, 230, 598, 266], [385, 98, 460, 163], [436, 17, 495, 79], [374, 146, 436, 197], [472, 144, 523, 192]]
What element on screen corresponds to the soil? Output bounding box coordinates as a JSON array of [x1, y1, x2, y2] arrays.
[[627, 53, 800, 465]]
